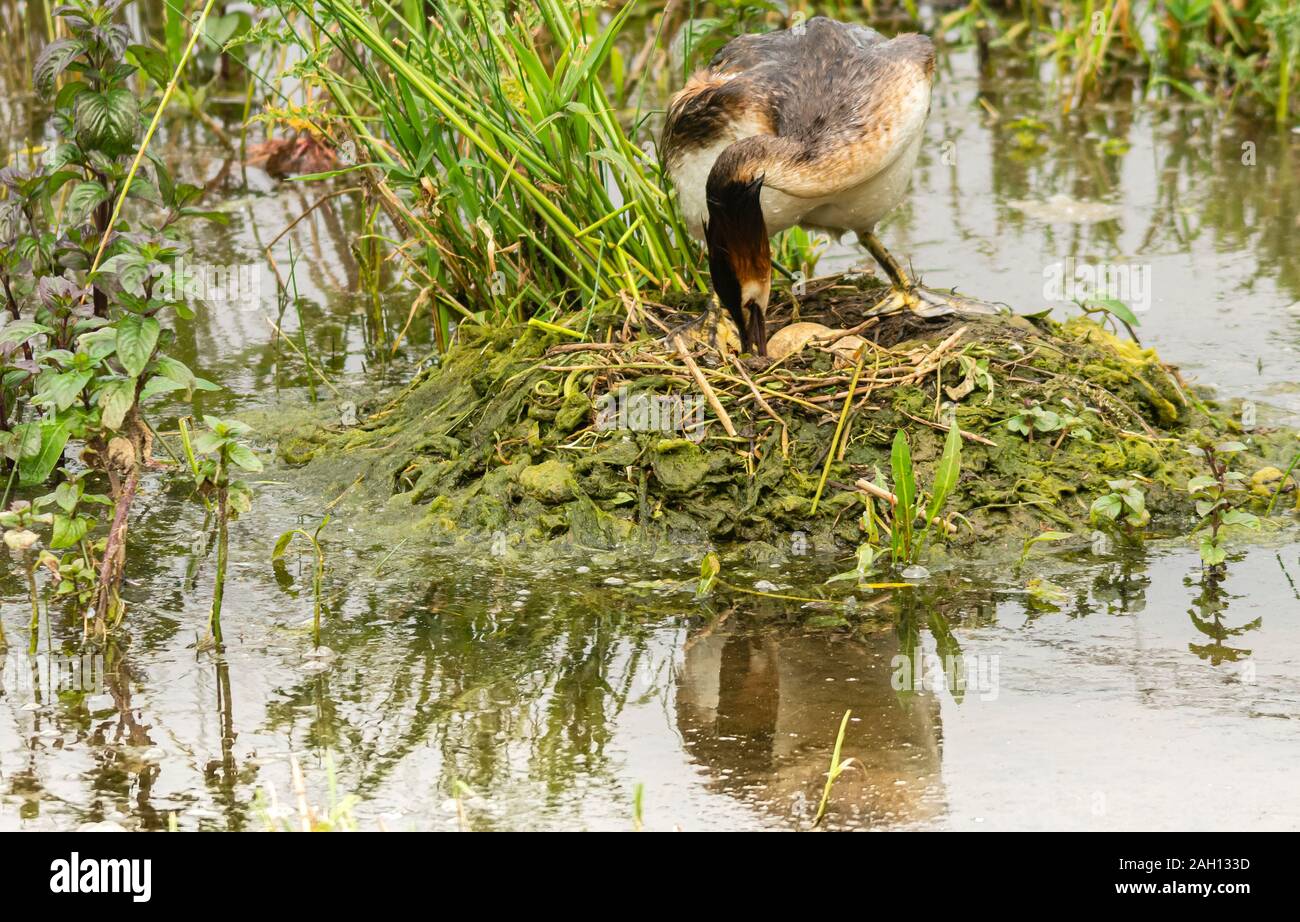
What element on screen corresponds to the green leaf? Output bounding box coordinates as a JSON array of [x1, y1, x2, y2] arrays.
[[225, 442, 263, 472], [66, 180, 109, 224], [1018, 530, 1072, 565], [0, 320, 54, 346], [152, 355, 197, 388], [227, 482, 253, 517], [19, 419, 70, 486], [75, 88, 140, 153], [115, 314, 160, 378], [98, 377, 137, 430], [1090, 493, 1122, 521], [35, 368, 93, 411], [78, 326, 118, 360], [95, 251, 151, 296], [1199, 535, 1227, 566], [272, 530, 299, 560], [1186, 475, 1217, 494], [190, 430, 224, 456], [926, 423, 962, 526], [2, 422, 42, 462], [51, 480, 80, 513], [1215, 441, 1248, 454], [140, 375, 187, 401], [890, 429, 917, 521], [1084, 297, 1141, 328], [50, 514, 91, 549], [1032, 409, 1063, 432], [127, 43, 171, 87], [34, 38, 84, 96], [1221, 509, 1260, 529]]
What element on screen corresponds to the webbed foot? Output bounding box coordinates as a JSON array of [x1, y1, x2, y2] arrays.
[[662, 304, 742, 356]]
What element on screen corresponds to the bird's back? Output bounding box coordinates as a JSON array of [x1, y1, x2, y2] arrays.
[[663, 18, 935, 235]]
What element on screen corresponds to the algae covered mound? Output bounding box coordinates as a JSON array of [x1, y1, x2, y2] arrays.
[[283, 278, 1298, 558]]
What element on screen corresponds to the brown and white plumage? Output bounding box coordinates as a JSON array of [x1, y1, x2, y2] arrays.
[[661, 18, 937, 354]]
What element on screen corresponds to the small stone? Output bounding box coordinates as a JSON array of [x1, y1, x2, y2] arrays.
[[901, 565, 930, 580]]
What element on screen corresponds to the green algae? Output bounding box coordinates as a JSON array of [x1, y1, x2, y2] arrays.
[[281, 283, 1300, 561]]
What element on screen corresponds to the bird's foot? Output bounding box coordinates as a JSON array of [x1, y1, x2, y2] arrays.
[[661, 304, 742, 356], [868, 285, 1005, 320]]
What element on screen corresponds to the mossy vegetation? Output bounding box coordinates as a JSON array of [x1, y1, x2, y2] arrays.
[[282, 279, 1299, 562]]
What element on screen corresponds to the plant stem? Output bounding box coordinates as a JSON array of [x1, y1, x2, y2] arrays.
[[1265, 451, 1300, 518], [93, 464, 139, 640], [209, 471, 229, 648], [25, 557, 40, 655], [813, 709, 852, 827]]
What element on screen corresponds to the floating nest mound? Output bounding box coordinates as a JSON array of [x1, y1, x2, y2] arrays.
[[279, 275, 1298, 561]]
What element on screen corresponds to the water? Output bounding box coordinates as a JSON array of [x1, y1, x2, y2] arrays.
[[2, 33, 1299, 830]]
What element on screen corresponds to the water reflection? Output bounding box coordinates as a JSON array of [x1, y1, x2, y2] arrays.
[[676, 617, 947, 829]]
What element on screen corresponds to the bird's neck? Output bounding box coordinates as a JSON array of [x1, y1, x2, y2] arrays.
[[704, 155, 771, 300], [708, 133, 828, 199]]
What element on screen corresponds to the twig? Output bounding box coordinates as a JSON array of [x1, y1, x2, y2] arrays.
[[812, 345, 865, 514], [855, 478, 898, 506], [673, 336, 737, 438], [899, 410, 998, 447]]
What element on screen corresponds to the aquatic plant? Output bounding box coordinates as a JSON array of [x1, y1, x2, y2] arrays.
[[1089, 478, 1150, 537], [32, 468, 110, 616], [1186, 439, 1260, 571], [1017, 529, 1072, 568], [813, 709, 855, 828], [274, 0, 701, 347], [251, 754, 359, 832], [940, 0, 1300, 121], [180, 416, 262, 646], [271, 515, 330, 644], [883, 424, 962, 567], [1, 0, 225, 638]]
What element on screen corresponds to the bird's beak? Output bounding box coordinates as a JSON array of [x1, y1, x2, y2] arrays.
[[739, 279, 770, 356]]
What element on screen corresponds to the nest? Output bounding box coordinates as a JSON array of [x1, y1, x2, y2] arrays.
[[279, 276, 1298, 560]]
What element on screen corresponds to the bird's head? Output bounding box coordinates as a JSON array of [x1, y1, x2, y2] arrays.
[[704, 173, 771, 355]]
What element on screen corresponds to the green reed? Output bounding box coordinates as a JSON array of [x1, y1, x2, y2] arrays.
[[277, 0, 704, 346]]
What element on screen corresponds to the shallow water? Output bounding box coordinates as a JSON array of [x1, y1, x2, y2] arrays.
[[2, 32, 1299, 830]]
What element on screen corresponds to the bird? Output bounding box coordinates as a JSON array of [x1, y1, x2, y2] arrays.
[[662, 17, 980, 356]]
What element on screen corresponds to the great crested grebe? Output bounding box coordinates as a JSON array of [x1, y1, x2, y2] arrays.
[[663, 17, 978, 356]]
